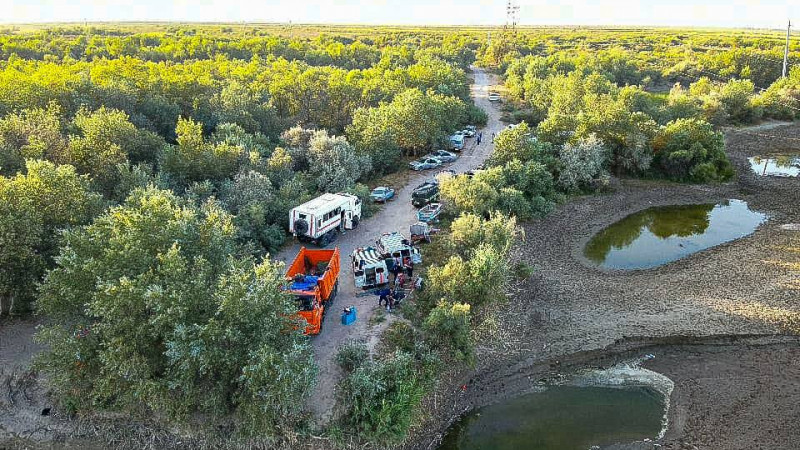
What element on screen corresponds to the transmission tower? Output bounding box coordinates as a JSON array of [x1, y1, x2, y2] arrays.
[[504, 0, 520, 38], [782, 20, 792, 78]]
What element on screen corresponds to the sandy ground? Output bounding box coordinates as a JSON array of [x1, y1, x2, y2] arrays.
[[402, 122, 800, 449], [271, 68, 506, 424]]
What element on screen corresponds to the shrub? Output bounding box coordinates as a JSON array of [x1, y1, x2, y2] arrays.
[[450, 212, 519, 257], [339, 351, 430, 443], [336, 340, 370, 373], [557, 135, 609, 193], [426, 243, 509, 309], [35, 187, 315, 433], [652, 118, 732, 182], [423, 301, 473, 363]]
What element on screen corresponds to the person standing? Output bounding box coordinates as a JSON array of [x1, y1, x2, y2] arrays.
[[403, 256, 413, 279], [386, 291, 395, 312]]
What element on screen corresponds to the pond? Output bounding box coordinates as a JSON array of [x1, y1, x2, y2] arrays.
[[438, 385, 665, 450], [748, 155, 800, 177], [584, 200, 767, 270]]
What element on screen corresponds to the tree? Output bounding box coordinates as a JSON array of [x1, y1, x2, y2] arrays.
[[488, 122, 541, 167], [160, 117, 245, 186], [423, 302, 472, 362], [220, 169, 286, 254], [652, 118, 732, 182], [557, 135, 609, 193], [307, 130, 371, 192], [425, 243, 509, 309], [0, 103, 67, 175], [282, 127, 371, 192], [347, 88, 467, 157], [449, 212, 519, 258], [0, 160, 102, 315], [36, 187, 315, 432]]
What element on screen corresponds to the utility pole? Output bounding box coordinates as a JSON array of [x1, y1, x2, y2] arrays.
[[503, 0, 520, 54], [783, 20, 792, 78]]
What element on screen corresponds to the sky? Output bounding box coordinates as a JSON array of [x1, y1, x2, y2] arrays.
[[2, 0, 798, 29]]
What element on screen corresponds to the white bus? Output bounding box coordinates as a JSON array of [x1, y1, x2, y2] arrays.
[[290, 193, 362, 246]]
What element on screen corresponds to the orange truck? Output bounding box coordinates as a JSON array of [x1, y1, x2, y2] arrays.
[[285, 247, 340, 335]]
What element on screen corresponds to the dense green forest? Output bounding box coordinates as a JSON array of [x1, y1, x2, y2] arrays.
[[0, 23, 798, 443]]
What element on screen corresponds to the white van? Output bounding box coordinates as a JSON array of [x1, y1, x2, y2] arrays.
[[351, 247, 389, 288], [290, 193, 362, 246], [449, 134, 465, 151]]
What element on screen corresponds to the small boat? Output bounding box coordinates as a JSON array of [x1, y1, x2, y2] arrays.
[[416, 203, 442, 223]]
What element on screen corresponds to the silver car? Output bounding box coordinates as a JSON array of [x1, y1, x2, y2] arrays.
[[428, 150, 458, 163], [409, 157, 443, 171]]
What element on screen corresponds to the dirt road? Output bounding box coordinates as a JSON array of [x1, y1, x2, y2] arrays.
[[272, 68, 505, 423]]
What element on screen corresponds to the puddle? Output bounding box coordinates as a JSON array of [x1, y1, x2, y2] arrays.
[[439, 358, 671, 450], [584, 200, 767, 270], [748, 155, 800, 177]]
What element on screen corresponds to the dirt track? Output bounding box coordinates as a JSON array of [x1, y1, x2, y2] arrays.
[[403, 122, 800, 449], [271, 68, 505, 423]]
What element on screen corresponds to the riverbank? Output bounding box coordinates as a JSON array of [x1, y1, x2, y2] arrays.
[[404, 122, 800, 449]]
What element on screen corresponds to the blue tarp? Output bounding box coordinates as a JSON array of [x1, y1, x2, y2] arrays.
[[290, 275, 319, 291]]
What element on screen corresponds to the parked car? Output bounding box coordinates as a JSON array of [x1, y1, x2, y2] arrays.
[[462, 127, 476, 137], [488, 92, 501, 102], [428, 150, 458, 163], [409, 157, 443, 171], [411, 181, 439, 207], [449, 134, 466, 151], [370, 186, 395, 202]]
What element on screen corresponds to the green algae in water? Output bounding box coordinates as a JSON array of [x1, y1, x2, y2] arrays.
[[749, 155, 800, 177], [438, 386, 664, 450], [584, 200, 767, 270]]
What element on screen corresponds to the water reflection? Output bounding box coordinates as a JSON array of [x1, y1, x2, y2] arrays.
[[438, 386, 664, 450], [584, 200, 767, 269], [749, 155, 800, 177]]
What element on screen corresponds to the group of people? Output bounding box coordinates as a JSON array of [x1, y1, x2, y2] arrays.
[[378, 256, 414, 312]]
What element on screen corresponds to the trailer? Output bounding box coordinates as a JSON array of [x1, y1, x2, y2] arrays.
[[285, 247, 340, 335], [410, 222, 437, 244], [376, 231, 422, 264], [289, 193, 362, 246], [416, 203, 442, 223], [351, 247, 389, 289]]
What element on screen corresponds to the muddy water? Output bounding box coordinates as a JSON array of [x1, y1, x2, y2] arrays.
[[438, 385, 664, 450], [584, 200, 767, 270], [748, 155, 800, 177]]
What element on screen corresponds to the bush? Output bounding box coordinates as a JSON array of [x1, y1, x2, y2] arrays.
[[466, 104, 488, 126], [35, 187, 315, 433], [450, 212, 519, 257], [557, 135, 609, 193], [339, 351, 431, 443], [652, 118, 732, 182], [423, 301, 473, 363], [426, 243, 509, 309], [336, 340, 370, 373]]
